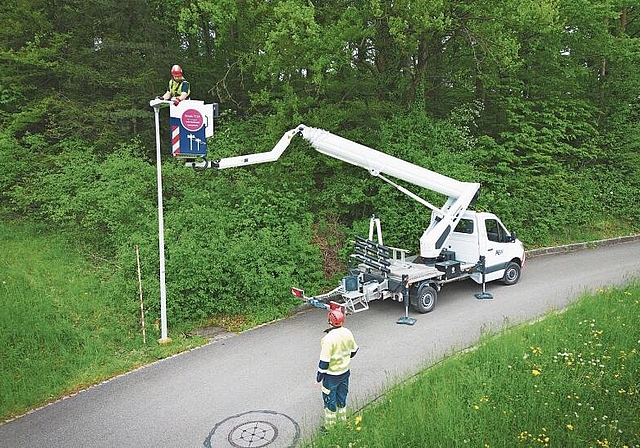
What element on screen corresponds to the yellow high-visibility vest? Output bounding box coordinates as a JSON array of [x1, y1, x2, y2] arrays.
[[318, 327, 358, 376], [168, 78, 190, 98]]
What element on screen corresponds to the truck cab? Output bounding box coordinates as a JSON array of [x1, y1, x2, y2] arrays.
[[446, 211, 525, 285]]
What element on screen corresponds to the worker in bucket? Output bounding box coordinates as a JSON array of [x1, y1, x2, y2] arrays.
[[316, 307, 359, 430], [158, 64, 190, 106]]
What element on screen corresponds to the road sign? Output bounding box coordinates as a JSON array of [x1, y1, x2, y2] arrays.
[[170, 100, 218, 157]]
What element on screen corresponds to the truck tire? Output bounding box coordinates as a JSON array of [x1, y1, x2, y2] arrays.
[[502, 261, 521, 285], [412, 283, 437, 314]]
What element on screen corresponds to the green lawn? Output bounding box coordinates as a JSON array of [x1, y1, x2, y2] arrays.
[[0, 221, 207, 420]]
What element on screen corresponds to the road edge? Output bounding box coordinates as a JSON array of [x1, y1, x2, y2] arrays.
[[525, 233, 640, 258]]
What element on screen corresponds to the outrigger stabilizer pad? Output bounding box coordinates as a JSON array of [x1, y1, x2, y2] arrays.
[[397, 316, 417, 325], [475, 292, 494, 300], [475, 280, 493, 299], [397, 299, 416, 325]]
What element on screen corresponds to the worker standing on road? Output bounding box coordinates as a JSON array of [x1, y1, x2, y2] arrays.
[[158, 64, 190, 106], [316, 307, 359, 429]]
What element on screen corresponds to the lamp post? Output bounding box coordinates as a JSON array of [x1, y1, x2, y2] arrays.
[[148, 97, 217, 343], [150, 99, 171, 344]]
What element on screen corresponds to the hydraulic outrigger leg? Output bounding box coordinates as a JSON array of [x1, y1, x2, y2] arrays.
[[397, 275, 416, 325], [474, 256, 493, 300]]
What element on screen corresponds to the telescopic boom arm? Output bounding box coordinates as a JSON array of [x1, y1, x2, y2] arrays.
[[193, 124, 480, 258]]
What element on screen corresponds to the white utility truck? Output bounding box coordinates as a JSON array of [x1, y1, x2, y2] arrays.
[[193, 124, 525, 315]]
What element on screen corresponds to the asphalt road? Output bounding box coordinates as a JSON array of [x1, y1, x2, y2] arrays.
[[1, 239, 639, 448]]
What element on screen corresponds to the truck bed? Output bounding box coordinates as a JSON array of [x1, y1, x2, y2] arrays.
[[387, 259, 441, 282], [356, 259, 440, 283], [358, 258, 476, 284]]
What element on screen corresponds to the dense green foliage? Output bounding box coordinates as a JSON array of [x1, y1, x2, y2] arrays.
[[306, 283, 640, 447], [1, 1, 638, 328]]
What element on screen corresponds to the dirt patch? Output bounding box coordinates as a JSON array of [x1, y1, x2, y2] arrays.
[[311, 216, 346, 279], [189, 326, 233, 341]]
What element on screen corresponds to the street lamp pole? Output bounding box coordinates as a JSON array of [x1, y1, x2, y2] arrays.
[[151, 101, 170, 344]]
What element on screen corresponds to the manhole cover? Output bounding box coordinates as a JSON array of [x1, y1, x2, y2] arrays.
[[228, 420, 277, 447], [204, 410, 300, 448]]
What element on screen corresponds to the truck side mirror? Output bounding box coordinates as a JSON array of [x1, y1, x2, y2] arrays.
[[509, 231, 517, 242]]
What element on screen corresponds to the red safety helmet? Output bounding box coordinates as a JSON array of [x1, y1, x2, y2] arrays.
[[328, 308, 345, 327], [171, 64, 183, 77]]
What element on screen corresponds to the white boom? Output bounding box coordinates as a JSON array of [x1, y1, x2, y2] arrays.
[[194, 124, 480, 258]]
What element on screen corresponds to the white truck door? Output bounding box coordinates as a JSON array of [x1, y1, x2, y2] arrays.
[[476, 215, 518, 282], [446, 216, 480, 264]]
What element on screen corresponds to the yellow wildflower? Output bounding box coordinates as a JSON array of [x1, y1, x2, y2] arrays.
[[566, 424, 573, 431], [531, 346, 542, 355], [532, 369, 541, 376]]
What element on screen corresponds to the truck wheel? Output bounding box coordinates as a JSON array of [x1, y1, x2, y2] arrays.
[[502, 262, 521, 285], [412, 284, 437, 314]]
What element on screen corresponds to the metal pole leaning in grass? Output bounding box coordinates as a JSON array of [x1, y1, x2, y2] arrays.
[[135, 245, 146, 344], [150, 100, 171, 344]]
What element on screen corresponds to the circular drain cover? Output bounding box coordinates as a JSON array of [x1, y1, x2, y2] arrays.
[[228, 420, 277, 447], [204, 410, 300, 448]]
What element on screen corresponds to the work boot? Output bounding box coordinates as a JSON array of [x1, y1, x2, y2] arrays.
[[337, 406, 347, 422], [323, 408, 337, 428]]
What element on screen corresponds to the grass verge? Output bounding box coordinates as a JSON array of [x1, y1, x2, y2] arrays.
[[306, 283, 640, 448], [0, 220, 208, 421]]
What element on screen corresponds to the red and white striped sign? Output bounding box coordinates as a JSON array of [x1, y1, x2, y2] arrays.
[[171, 125, 180, 155]]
